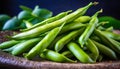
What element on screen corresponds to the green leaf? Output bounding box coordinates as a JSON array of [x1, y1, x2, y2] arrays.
[[0, 14, 11, 30], [99, 16, 120, 29], [30, 17, 45, 24], [19, 5, 32, 12], [38, 9, 53, 19], [2, 16, 21, 30], [18, 10, 33, 20]]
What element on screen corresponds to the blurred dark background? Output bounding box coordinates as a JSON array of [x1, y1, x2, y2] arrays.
[[0, 0, 120, 19]]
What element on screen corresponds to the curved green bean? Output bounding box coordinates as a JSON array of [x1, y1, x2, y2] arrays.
[[92, 39, 117, 59], [85, 39, 99, 61], [61, 50, 74, 58], [74, 16, 91, 23], [2, 45, 18, 53], [2, 40, 25, 52], [78, 9, 102, 47], [67, 42, 94, 63], [102, 31, 120, 41], [11, 38, 42, 56], [0, 40, 20, 49], [40, 49, 76, 63]]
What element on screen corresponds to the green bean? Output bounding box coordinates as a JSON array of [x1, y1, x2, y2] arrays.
[[12, 2, 95, 40], [85, 39, 99, 61], [96, 21, 109, 27], [102, 31, 120, 41], [48, 34, 66, 49], [78, 9, 102, 47], [55, 28, 85, 52], [105, 26, 114, 32], [2, 45, 18, 53], [40, 49, 76, 62], [97, 26, 113, 32], [61, 50, 74, 58], [21, 10, 72, 31], [67, 42, 94, 63], [92, 39, 117, 59], [60, 21, 87, 34], [0, 40, 20, 49], [11, 38, 42, 56], [97, 26, 106, 31], [23, 20, 33, 28], [90, 35, 101, 42], [94, 29, 120, 54], [25, 24, 64, 59], [74, 16, 91, 23], [2, 40, 25, 52]]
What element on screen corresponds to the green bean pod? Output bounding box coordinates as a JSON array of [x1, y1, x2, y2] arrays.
[[12, 2, 95, 40], [67, 42, 94, 63], [60, 21, 87, 34], [61, 50, 74, 58], [90, 35, 101, 42], [25, 25, 63, 59], [78, 9, 102, 47], [23, 20, 33, 28], [2, 45, 18, 53], [92, 39, 117, 59], [0, 40, 20, 49], [21, 10, 72, 31], [85, 39, 99, 61], [55, 28, 85, 52], [48, 34, 66, 49], [2, 40, 25, 52], [94, 29, 120, 54], [74, 16, 91, 23], [102, 31, 120, 41], [11, 38, 42, 56], [40, 49, 76, 63]]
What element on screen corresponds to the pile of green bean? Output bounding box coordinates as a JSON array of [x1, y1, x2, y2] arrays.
[[0, 2, 120, 63]]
